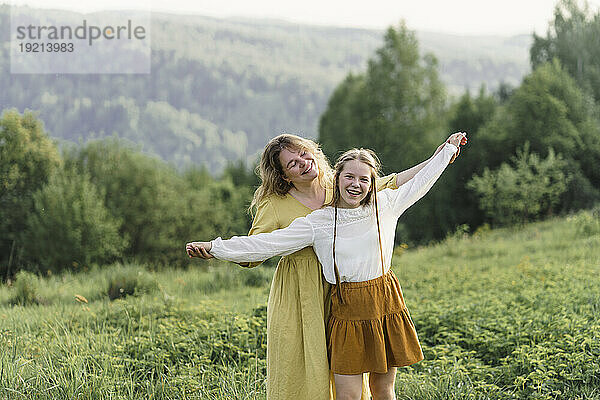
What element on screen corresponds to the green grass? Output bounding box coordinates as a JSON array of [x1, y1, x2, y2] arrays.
[[1, 210, 599, 399]]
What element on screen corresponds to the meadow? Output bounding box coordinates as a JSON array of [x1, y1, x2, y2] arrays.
[[1, 210, 599, 399]]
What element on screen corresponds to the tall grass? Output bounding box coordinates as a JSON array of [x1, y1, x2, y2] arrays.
[[1, 210, 599, 399]]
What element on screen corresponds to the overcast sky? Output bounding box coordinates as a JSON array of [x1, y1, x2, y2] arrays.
[[7, 0, 600, 35]]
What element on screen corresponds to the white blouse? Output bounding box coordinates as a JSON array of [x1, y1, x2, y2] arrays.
[[211, 143, 458, 284]]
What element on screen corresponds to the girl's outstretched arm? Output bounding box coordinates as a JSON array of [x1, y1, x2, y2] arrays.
[[186, 215, 315, 263], [384, 134, 465, 218], [394, 132, 467, 187]]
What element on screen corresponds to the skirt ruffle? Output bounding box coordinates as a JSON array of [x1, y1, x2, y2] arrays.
[[326, 271, 424, 375]]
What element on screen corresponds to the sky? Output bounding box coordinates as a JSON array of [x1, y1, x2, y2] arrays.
[[7, 0, 600, 35]]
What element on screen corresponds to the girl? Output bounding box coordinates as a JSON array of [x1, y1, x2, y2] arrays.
[[187, 133, 465, 399]]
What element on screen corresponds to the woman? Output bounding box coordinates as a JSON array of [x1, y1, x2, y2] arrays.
[[190, 133, 464, 400]]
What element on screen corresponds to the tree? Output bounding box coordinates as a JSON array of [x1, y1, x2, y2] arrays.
[[0, 109, 61, 278], [65, 138, 253, 267], [476, 60, 600, 210], [318, 73, 367, 162], [476, 61, 583, 171], [222, 160, 260, 189], [468, 144, 569, 226], [65, 138, 192, 265], [443, 87, 499, 231], [320, 23, 446, 171], [319, 23, 448, 243], [22, 168, 127, 273], [528, 1, 600, 210], [531, 0, 600, 102]]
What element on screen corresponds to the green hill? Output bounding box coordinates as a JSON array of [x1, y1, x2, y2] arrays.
[[1, 210, 598, 398], [1, 5, 530, 171]]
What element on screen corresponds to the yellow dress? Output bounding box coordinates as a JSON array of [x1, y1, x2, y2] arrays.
[[246, 174, 398, 400]]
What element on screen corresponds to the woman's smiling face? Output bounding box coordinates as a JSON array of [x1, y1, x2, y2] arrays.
[[278, 147, 319, 184], [337, 159, 372, 209]]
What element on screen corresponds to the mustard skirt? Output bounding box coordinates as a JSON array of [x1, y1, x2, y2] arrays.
[[327, 271, 424, 375]]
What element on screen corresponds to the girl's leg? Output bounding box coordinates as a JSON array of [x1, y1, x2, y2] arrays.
[[333, 373, 363, 400], [369, 367, 397, 400]]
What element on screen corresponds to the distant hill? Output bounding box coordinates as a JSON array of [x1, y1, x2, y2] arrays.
[[0, 5, 531, 171]]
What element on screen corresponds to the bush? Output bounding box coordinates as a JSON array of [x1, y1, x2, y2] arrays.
[[22, 168, 127, 274], [560, 166, 600, 211], [67, 139, 252, 267], [106, 265, 158, 300], [65, 139, 188, 266], [9, 270, 42, 305], [572, 209, 600, 238], [467, 144, 569, 226]]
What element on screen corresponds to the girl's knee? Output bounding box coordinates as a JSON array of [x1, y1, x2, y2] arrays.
[[333, 374, 363, 400], [369, 369, 396, 400], [369, 384, 395, 400], [335, 386, 361, 400], [336, 393, 361, 400]]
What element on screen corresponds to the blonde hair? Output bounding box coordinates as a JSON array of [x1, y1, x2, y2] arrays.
[[329, 148, 381, 208], [249, 134, 333, 214]]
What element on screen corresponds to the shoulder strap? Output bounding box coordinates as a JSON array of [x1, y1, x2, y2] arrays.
[[332, 206, 345, 303], [373, 190, 385, 277]]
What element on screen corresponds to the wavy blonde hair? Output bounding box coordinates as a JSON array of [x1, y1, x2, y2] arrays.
[[249, 134, 333, 214]]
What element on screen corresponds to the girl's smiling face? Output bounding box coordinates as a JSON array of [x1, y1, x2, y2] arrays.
[[337, 159, 373, 209]]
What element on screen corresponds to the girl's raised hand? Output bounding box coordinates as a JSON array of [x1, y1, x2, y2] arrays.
[[186, 241, 214, 259], [447, 132, 467, 147], [446, 132, 467, 163]]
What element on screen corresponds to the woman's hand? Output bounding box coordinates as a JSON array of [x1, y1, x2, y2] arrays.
[[445, 132, 467, 163], [186, 241, 214, 259]]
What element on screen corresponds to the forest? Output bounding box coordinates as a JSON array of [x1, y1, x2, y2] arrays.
[[2, 0, 599, 277]]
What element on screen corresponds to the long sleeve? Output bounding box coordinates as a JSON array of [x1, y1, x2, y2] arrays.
[[243, 197, 280, 268], [210, 216, 315, 263], [386, 142, 457, 217]]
